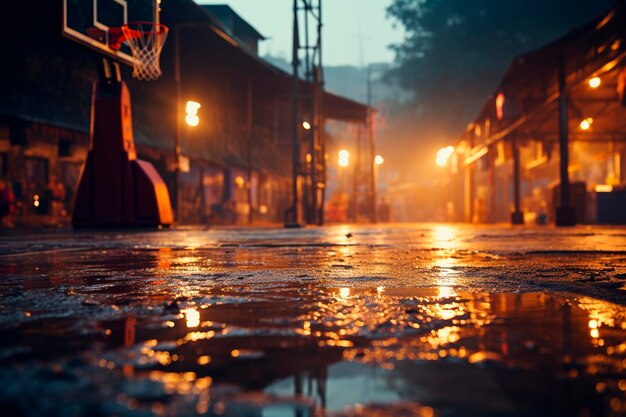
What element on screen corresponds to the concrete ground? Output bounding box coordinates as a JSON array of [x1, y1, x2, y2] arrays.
[[0, 224, 625, 417]]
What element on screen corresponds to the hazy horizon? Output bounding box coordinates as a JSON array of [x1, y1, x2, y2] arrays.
[[196, 0, 404, 67]]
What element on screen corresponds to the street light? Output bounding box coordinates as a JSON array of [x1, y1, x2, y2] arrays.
[[373, 154, 384, 223], [580, 117, 593, 130], [185, 100, 201, 127], [589, 76, 601, 89], [338, 149, 349, 167], [436, 146, 455, 167]]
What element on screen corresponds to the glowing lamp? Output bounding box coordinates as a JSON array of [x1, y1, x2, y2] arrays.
[[589, 77, 601, 89], [436, 146, 455, 167], [185, 100, 201, 127], [595, 184, 613, 193], [338, 149, 350, 167], [495, 92, 505, 120], [374, 155, 384, 165], [185, 114, 199, 127], [302, 121, 311, 130], [580, 118, 593, 130]]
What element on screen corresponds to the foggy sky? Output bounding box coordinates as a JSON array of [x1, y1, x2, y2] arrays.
[[196, 0, 404, 66]]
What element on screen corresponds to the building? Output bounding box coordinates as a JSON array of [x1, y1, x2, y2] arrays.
[[443, 1, 626, 225], [0, 0, 372, 227]]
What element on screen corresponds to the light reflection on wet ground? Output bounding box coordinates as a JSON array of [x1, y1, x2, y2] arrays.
[[0, 224, 625, 416]]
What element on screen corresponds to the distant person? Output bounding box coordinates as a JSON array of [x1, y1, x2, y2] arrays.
[[0, 179, 15, 228]]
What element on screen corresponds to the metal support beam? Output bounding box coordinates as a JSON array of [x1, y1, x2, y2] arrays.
[[556, 51, 577, 226], [247, 77, 253, 226], [487, 144, 496, 223], [286, 0, 302, 227], [511, 135, 524, 225], [285, 0, 324, 227], [369, 109, 377, 223]]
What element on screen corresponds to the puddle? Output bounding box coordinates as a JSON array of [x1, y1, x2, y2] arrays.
[[1, 284, 625, 417]]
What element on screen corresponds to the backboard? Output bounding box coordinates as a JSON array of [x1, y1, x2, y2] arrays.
[[62, 0, 161, 66]]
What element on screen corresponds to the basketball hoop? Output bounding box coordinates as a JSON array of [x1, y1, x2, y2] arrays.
[[121, 22, 169, 81]]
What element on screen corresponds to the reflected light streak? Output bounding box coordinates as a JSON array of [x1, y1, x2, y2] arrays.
[[182, 307, 200, 328], [433, 225, 457, 249], [438, 286, 457, 299], [435, 257, 458, 278]]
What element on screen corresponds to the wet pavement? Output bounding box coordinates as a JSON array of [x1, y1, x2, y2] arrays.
[[0, 224, 625, 417]]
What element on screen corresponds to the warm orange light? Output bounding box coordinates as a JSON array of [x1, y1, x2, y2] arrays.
[[185, 100, 201, 113], [495, 93, 505, 120], [185, 100, 201, 127], [436, 146, 455, 167], [580, 118, 593, 130], [181, 307, 200, 328], [185, 114, 199, 127], [338, 149, 350, 167], [589, 76, 601, 88], [305, 153, 312, 163], [302, 121, 311, 130], [234, 176, 245, 188], [595, 184, 613, 193], [374, 155, 384, 165]]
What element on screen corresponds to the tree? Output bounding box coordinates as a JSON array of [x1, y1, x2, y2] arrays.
[[385, 0, 616, 143]]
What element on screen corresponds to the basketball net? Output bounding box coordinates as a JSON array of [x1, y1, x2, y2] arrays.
[[122, 22, 169, 81]]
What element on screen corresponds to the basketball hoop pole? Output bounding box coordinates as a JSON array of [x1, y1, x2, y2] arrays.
[[72, 57, 174, 227]]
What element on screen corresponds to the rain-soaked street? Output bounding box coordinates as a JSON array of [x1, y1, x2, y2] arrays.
[[1, 224, 626, 417]]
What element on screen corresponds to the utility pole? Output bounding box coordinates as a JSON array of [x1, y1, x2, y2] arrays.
[[286, 0, 301, 227], [367, 66, 376, 223], [286, 0, 324, 227]]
